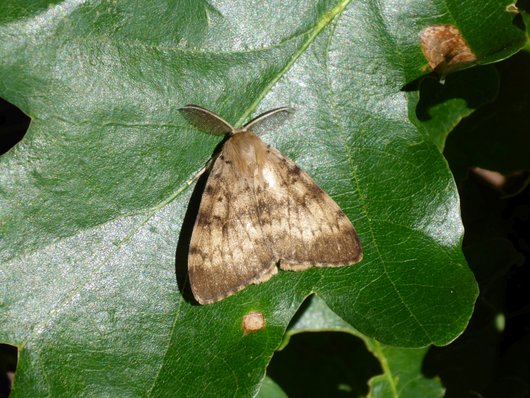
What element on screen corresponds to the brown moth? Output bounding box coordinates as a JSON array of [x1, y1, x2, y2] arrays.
[[419, 24, 477, 77], [180, 105, 363, 304]]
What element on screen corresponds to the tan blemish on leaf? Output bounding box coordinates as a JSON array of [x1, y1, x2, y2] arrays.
[[242, 311, 266, 335], [419, 24, 477, 77]]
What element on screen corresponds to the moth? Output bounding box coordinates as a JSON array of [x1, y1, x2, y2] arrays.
[[180, 105, 363, 304]]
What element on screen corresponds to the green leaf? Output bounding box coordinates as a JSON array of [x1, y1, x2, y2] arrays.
[[0, 0, 524, 395], [256, 376, 288, 398], [366, 343, 445, 398]]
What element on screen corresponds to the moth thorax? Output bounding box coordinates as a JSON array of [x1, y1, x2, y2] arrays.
[[224, 132, 268, 176]]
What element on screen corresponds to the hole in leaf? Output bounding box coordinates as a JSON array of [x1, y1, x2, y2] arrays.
[[267, 332, 380, 397], [0, 98, 30, 155]]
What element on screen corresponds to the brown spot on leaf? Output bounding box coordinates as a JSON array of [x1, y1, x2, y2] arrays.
[[242, 311, 266, 335], [419, 24, 477, 76]]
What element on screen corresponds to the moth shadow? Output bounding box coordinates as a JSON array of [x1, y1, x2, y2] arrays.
[[174, 139, 227, 305]]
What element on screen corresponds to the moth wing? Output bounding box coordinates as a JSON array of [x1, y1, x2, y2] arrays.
[[258, 146, 362, 270], [188, 154, 277, 304]]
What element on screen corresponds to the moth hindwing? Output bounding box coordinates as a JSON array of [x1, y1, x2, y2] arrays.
[[179, 105, 363, 304]]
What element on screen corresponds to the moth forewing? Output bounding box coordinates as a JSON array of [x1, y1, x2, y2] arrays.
[[188, 132, 279, 304], [258, 144, 362, 269], [184, 106, 363, 304]]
